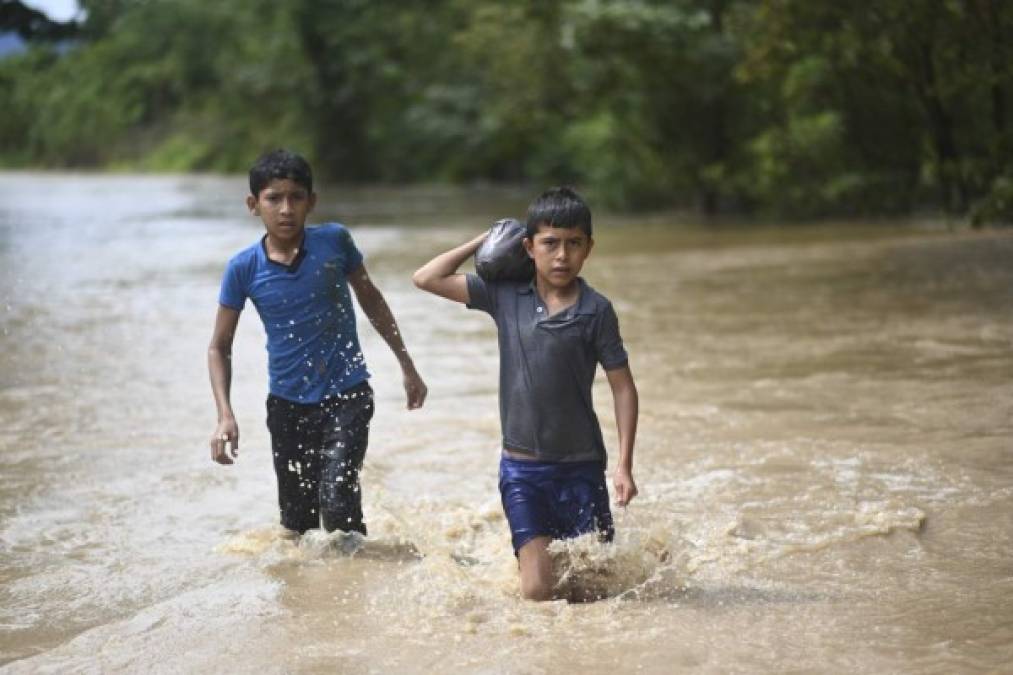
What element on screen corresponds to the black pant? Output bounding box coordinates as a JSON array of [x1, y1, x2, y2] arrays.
[[265, 382, 374, 534]]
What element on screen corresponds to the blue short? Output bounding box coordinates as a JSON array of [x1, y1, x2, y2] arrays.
[[499, 456, 615, 554]]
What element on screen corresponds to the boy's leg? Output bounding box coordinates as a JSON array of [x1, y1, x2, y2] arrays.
[[501, 460, 614, 602], [266, 395, 322, 534], [517, 536, 554, 601], [500, 457, 558, 600], [318, 382, 375, 535], [514, 484, 611, 603]]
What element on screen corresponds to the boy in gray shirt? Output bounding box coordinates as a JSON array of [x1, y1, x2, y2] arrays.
[[413, 187, 639, 601]]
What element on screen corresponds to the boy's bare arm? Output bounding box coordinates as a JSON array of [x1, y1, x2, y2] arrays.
[[606, 365, 639, 506], [411, 232, 488, 303], [208, 305, 241, 464], [348, 265, 427, 410]]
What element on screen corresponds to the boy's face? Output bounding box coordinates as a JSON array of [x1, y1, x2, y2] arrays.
[[523, 223, 593, 290], [246, 178, 316, 243]]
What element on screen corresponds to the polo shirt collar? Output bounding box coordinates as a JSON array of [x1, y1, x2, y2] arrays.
[[520, 277, 596, 317]]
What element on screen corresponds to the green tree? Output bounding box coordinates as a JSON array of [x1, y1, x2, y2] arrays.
[[2, 0, 1011, 222], [738, 0, 1013, 219]]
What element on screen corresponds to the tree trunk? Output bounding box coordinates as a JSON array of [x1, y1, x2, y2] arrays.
[[700, 0, 729, 215]]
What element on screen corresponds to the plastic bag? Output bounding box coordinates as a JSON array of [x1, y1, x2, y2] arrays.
[[474, 218, 534, 282]]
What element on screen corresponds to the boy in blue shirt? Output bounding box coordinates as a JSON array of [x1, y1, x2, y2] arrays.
[[413, 187, 639, 601], [208, 149, 427, 537]]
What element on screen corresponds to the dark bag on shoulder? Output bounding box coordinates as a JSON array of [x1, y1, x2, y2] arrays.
[[474, 218, 534, 282]]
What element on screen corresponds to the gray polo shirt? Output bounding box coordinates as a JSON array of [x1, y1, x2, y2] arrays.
[[466, 274, 629, 463]]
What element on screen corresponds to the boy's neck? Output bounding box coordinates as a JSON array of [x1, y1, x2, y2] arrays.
[[534, 276, 580, 311], [264, 230, 305, 264]]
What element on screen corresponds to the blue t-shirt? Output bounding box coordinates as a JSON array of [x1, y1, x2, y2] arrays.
[[218, 223, 369, 403]]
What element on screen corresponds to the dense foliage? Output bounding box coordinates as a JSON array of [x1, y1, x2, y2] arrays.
[[2, 0, 1011, 222]]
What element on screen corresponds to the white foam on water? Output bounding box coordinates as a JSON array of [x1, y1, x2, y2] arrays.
[[204, 473, 936, 645]]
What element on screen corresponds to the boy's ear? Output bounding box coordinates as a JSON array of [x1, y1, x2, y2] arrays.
[[246, 194, 258, 215], [308, 192, 317, 212], [522, 236, 534, 259]]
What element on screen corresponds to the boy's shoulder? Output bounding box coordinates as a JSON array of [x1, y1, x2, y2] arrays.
[[306, 221, 347, 236], [563, 278, 617, 321], [576, 278, 614, 313], [305, 222, 356, 250], [490, 277, 532, 294]]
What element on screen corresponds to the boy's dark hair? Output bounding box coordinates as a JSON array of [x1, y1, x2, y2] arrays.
[[525, 186, 592, 238], [249, 149, 313, 196]]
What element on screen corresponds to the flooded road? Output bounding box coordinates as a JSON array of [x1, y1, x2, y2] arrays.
[[1, 172, 1011, 673]]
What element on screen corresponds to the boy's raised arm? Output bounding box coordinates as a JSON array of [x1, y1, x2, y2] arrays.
[[412, 232, 488, 304], [208, 305, 241, 464], [348, 265, 428, 410]]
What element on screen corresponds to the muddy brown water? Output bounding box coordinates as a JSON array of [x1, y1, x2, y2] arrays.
[[1, 173, 1011, 673]]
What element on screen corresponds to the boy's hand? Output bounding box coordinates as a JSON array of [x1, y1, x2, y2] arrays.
[[613, 467, 638, 507], [403, 369, 428, 410], [210, 419, 240, 464]]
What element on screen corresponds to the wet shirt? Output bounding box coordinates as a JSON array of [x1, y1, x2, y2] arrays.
[[219, 223, 368, 403], [466, 274, 628, 463]]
